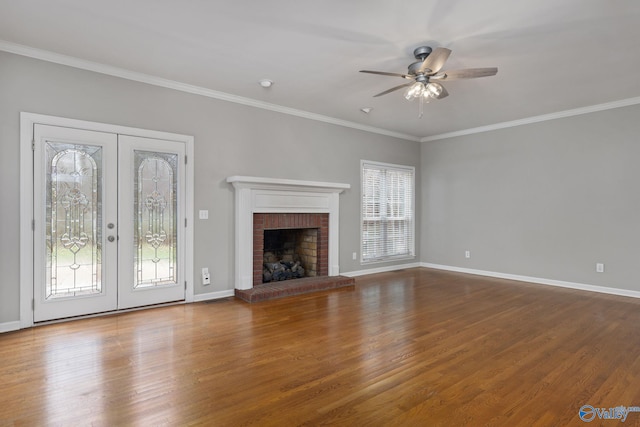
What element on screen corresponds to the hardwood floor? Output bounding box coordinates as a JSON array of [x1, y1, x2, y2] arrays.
[[2, 268, 640, 426]]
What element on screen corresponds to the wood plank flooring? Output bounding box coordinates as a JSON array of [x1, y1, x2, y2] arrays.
[[2, 267, 640, 426]]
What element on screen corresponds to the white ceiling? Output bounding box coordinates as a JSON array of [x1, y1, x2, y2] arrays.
[[1, 0, 640, 140]]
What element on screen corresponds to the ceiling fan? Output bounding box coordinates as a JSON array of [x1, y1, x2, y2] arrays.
[[360, 46, 497, 117]]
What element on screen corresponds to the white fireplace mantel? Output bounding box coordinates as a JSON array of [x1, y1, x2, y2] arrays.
[[226, 176, 350, 290]]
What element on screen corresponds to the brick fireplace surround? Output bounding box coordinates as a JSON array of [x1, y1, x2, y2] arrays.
[[253, 213, 329, 285], [226, 176, 351, 296]]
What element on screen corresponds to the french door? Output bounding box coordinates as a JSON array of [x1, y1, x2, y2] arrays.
[[33, 124, 185, 322]]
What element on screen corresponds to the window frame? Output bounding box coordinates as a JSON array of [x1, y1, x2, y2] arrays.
[[360, 160, 415, 264]]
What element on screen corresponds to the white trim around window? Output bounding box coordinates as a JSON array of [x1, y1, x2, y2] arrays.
[[360, 160, 415, 264]]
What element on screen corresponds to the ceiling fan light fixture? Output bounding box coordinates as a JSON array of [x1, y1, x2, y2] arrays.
[[258, 79, 273, 88], [404, 81, 425, 100], [425, 82, 443, 98]]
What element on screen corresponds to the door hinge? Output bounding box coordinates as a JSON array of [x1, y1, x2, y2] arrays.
[[184, 155, 187, 165], [31, 139, 35, 151], [32, 299, 35, 310], [185, 218, 187, 227], [32, 219, 35, 230], [184, 281, 187, 290]]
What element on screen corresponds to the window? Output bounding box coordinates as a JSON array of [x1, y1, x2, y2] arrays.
[[361, 160, 415, 263]]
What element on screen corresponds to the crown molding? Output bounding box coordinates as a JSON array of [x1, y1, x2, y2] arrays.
[[5, 39, 637, 144], [421, 96, 640, 142], [0, 40, 420, 142]]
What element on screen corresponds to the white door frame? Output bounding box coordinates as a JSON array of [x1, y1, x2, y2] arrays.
[[20, 112, 195, 328]]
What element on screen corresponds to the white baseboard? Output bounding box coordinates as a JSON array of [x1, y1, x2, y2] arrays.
[[342, 262, 422, 278], [5, 292, 236, 333], [0, 321, 21, 333], [193, 289, 235, 302], [421, 262, 640, 300]]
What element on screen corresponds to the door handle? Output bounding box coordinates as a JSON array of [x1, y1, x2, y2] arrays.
[[108, 235, 115, 242]]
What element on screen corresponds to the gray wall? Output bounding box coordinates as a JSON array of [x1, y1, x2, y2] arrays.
[[6, 46, 636, 326], [0, 51, 421, 324], [421, 104, 640, 291]]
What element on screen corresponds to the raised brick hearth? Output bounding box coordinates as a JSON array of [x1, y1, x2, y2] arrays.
[[234, 275, 355, 303]]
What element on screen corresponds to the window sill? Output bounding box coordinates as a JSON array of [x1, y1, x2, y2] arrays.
[[361, 255, 416, 265]]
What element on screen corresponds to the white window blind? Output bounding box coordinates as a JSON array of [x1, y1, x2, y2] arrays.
[[361, 161, 415, 263]]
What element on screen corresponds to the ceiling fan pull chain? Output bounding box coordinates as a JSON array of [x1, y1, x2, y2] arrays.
[[418, 95, 424, 118]]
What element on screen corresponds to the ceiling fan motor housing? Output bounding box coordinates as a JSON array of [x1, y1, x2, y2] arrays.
[[413, 46, 432, 61], [408, 46, 433, 76], [408, 62, 428, 77]]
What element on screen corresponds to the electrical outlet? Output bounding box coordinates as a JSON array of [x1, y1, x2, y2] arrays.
[[199, 210, 209, 220], [465, 250, 471, 259], [596, 263, 604, 273], [352, 252, 357, 260], [202, 267, 211, 285]]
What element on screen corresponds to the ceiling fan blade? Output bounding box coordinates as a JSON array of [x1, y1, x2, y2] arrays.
[[433, 67, 498, 81], [418, 47, 451, 74], [360, 70, 412, 79], [373, 83, 413, 97]]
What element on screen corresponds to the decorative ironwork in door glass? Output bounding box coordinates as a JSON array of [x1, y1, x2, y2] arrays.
[[45, 142, 102, 299], [134, 151, 178, 288]]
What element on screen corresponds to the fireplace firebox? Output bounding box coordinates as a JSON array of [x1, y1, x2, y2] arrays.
[[262, 228, 318, 282], [253, 213, 328, 286]]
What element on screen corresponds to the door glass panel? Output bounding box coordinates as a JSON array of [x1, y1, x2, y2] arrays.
[[45, 142, 102, 299], [134, 151, 178, 288]]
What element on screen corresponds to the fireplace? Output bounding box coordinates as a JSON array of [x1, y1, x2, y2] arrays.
[[253, 213, 329, 285], [227, 176, 349, 290]]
